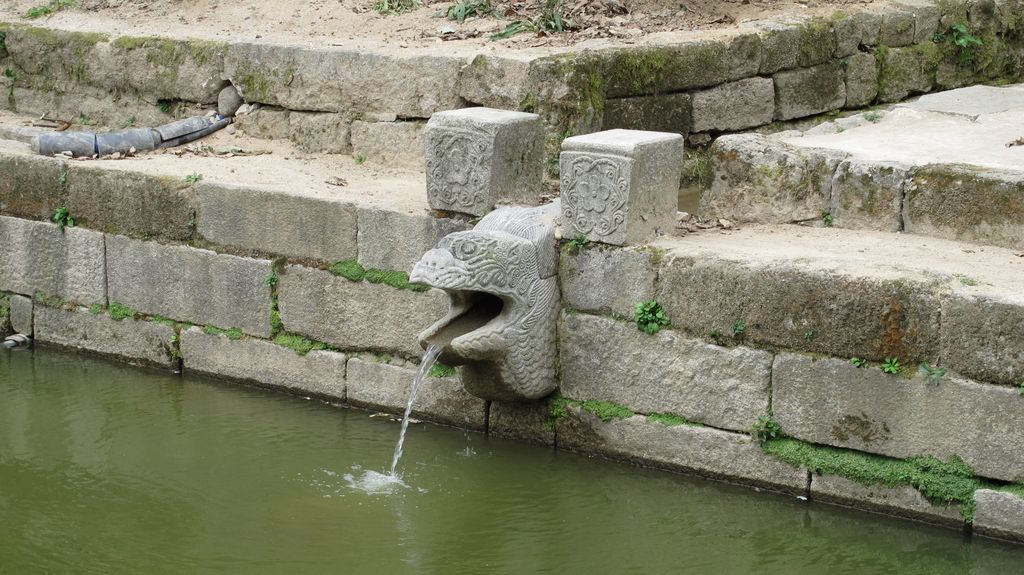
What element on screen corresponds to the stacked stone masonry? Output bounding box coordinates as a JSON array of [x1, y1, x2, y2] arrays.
[[1, 0, 1022, 158]]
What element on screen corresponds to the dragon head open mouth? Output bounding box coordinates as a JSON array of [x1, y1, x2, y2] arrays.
[[409, 202, 561, 401]]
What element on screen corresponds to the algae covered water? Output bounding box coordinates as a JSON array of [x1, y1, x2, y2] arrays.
[[2, 349, 1023, 574]]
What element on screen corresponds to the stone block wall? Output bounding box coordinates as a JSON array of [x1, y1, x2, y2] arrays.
[[2, 0, 1022, 160]]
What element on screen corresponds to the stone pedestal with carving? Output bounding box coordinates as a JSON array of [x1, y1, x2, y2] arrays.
[[424, 107, 544, 217], [560, 129, 684, 246]]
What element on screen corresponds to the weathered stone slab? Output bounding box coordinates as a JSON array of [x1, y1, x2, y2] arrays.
[[656, 254, 941, 363], [345, 357, 486, 430], [277, 265, 447, 357], [179, 327, 346, 400], [350, 120, 426, 168], [900, 85, 1024, 118], [601, 33, 762, 97], [233, 107, 291, 140], [424, 107, 544, 216], [106, 235, 273, 337], [559, 245, 656, 319], [811, 474, 963, 526], [756, 20, 802, 74], [773, 63, 846, 120], [0, 153, 68, 220], [488, 401, 555, 446], [844, 52, 879, 108], [702, 134, 844, 223], [557, 406, 808, 493], [691, 77, 774, 132], [356, 208, 469, 273], [560, 313, 773, 432], [905, 166, 1024, 250], [197, 182, 358, 262], [941, 293, 1024, 387], [974, 489, 1024, 543], [772, 353, 1024, 483], [67, 166, 196, 241], [224, 42, 463, 117], [0, 216, 106, 304], [288, 111, 351, 154], [34, 305, 175, 368], [879, 9, 917, 46], [602, 93, 692, 135], [828, 160, 908, 232], [106, 36, 228, 103], [560, 129, 683, 246], [9, 295, 32, 335], [877, 46, 936, 103], [796, 18, 838, 67]]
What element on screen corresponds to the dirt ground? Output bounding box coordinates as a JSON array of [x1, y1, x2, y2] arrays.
[[0, 0, 889, 51]]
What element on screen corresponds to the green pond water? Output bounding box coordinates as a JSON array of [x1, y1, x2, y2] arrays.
[[2, 348, 1023, 574]]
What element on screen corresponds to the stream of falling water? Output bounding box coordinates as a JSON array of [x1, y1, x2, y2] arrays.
[[389, 344, 442, 476]]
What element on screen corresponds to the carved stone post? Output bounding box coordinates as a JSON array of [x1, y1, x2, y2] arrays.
[[560, 129, 684, 246], [424, 107, 545, 217]]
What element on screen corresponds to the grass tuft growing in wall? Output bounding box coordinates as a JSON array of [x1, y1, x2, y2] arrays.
[[203, 325, 243, 340]]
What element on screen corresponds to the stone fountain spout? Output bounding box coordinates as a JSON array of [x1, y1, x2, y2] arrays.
[[410, 200, 561, 402]]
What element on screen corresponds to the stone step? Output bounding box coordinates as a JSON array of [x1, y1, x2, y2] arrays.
[[1, 0, 1022, 164], [701, 84, 1024, 251], [0, 112, 470, 273], [563, 223, 1024, 387]]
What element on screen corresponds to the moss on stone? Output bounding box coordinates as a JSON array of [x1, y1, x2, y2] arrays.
[[428, 363, 457, 378], [763, 438, 990, 520], [799, 17, 837, 67], [648, 412, 700, 427], [329, 259, 366, 281], [108, 301, 137, 321], [0, 294, 9, 320], [274, 332, 332, 356], [203, 325, 243, 340]]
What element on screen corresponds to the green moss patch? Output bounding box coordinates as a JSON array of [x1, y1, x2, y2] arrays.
[[329, 259, 429, 292], [203, 325, 243, 340], [0, 294, 9, 321], [763, 438, 989, 520], [648, 412, 700, 427], [108, 301, 137, 321], [274, 332, 334, 356], [428, 363, 457, 378]]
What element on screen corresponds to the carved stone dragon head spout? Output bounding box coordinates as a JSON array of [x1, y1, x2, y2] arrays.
[[410, 201, 561, 402]]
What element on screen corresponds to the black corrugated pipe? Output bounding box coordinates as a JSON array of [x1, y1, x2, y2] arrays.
[[31, 115, 232, 158]]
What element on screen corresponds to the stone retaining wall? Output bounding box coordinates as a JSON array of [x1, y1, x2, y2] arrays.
[[2, 0, 1023, 162]]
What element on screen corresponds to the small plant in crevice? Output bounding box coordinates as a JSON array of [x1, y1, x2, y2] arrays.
[[184, 172, 203, 184], [635, 300, 670, 335], [428, 363, 457, 378], [708, 329, 728, 346], [52, 206, 75, 231], [882, 357, 901, 374], [804, 330, 815, 341], [169, 333, 182, 360], [566, 233, 590, 254], [863, 111, 882, 123], [373, 353, 392, 364], [354, 154, 366, 165], [373, 0, 418, 14], [265, 270, 278, 287], [274, 332, 331, 356], [957, 275, 978, 286], [751, 415, 782, 443], [25, 0, 76, 19], [58, 169, 68, 186], [731, 319, 746, 340], [490, 0, 575, 40], [157, 99, 174, 114], [4, 68, 16, 97], [821, 210, 834, 227], [919, 363, 946, 386], [78, 113, 92, 126], [444, 0, 493, 23], [850, 357, 867, 368], [120, 116, 137, 129], [1018, 379, 1024, 396], [89, 303, 103, 315], [648, 412, 699, 427], [204, 325, 243, 340]]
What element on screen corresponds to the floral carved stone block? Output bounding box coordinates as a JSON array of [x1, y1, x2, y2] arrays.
[[560, 129, 684, 246], [424, 107, 544, 217]]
